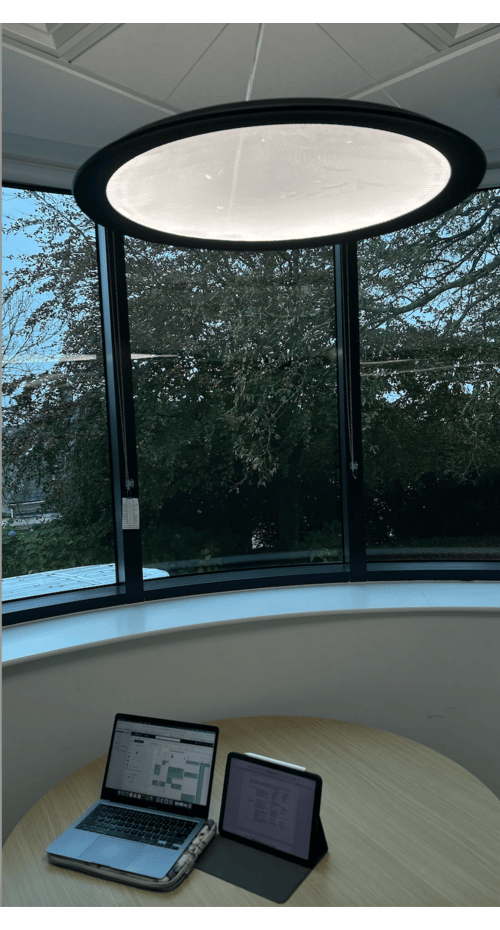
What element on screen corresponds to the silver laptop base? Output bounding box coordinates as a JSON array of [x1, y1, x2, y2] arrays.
[[47, 820, 216, 893]]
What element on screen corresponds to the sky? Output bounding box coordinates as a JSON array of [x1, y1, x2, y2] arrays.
[[2, 187, 43, 276], [2, 188, 73, 379]]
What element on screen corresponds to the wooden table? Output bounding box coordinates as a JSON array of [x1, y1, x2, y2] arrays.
[[3, 716, 500, 906]]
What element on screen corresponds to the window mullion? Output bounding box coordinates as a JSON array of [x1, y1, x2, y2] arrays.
[[334, 242, 367, 581], [96, 225, 143, 600]]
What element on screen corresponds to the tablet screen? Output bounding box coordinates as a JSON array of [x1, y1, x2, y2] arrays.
[[220, 755, 319, 862]]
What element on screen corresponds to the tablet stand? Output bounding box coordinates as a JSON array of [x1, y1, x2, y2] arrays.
[[196, 817, 328, 904]]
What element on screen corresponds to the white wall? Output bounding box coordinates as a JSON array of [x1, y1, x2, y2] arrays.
[[3, 606, 500, 844]]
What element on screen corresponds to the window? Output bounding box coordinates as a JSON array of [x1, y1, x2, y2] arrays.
[[2, 188, 114, 601], [2, 185, 499, 625], [125, 243, 342, 577], [358, 191, 500, 563]]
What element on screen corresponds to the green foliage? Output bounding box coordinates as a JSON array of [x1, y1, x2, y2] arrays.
[[300, 520, 342, 562], [1, 520, 112, 578], [357, 190, 500, 544], [141, 522, 248, 568], [2, 186, 499, 581]]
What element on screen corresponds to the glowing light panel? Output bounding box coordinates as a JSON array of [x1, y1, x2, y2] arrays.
[[106, 123, 451, 243]]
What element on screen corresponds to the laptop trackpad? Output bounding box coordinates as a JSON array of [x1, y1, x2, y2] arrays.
[[84, 836, 144, 868]]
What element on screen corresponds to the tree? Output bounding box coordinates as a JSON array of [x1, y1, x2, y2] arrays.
[[2, 191, 114, 573], [357, 190, 500, 545], [2, 186, 499, 578], [124, 242, 341, 553]]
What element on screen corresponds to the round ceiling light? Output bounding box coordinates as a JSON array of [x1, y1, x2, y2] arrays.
[[73, 98, 486, 250]]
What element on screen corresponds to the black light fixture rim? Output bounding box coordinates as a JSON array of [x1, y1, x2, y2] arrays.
[[73, 97, 487, 251]]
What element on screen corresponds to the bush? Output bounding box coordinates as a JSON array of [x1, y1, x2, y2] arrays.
[[301, 520, 342, 562], [1, 520, 112, 578], [141, 521, 250, 571]]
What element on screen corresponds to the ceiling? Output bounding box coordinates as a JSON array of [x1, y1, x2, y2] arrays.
[[3, 22, 500, 191]]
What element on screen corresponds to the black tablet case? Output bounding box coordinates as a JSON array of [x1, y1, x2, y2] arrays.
[[196, 815, 328, 903]]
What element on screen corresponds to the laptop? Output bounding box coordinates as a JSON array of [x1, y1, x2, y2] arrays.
[[46, 713, 219, 879]]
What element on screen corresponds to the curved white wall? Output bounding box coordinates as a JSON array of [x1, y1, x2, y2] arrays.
[[3, 591, 500, 844]]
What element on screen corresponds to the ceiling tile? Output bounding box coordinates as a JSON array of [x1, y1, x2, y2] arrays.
[[358, 37, 500, 152], [248, 23, 371, 99], [2, 46, 171, 149], [319, 23, 435, 81], [3, 23, 89, 55], [74, 23, 225, 101], [3, 131, 96, 165], [166, 23, 261, 110], [167, 22, 374, 111]]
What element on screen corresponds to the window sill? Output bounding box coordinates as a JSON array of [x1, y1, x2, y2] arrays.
[[3, 580, 499, 668]]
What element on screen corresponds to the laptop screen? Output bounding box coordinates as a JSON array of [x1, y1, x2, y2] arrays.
[[101, 715, 218, 815]]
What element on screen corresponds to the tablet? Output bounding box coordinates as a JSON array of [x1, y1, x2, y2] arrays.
[[218, 752, 325, 868]]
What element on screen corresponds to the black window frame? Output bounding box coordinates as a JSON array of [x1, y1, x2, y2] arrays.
[[2, 181, 499, 628]]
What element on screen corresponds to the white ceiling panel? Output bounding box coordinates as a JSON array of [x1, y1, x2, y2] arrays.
[[357, 35, 500, 154], [2, 45, 172, 149], [2, 131, 98, 188], [75, 23, 225, 102], [165, 23, 261, 111], [3, 23, 90, 55], [319, 23, 435, 81], [245, 23, 371, 100], [3, 131, 96, 165]]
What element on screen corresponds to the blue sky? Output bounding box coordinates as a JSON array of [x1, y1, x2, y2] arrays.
[[2, 187, 63, 377], [2, 187, 43, 275]]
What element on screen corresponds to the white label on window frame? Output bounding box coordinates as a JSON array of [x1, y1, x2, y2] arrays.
[[122, 497, 140, 530]]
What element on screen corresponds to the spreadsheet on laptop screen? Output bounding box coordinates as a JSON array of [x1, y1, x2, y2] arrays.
[[105, 722, 216, 808]]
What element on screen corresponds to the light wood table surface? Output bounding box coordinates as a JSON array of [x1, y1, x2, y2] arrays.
[[3, 716, 500, 906]]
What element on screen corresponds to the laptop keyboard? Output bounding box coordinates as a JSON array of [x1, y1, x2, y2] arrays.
[[76, 805, 196, 849]]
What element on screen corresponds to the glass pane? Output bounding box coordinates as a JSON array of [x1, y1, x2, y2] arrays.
[[2, 188, 115, 598], [124, 244, 342, 577], [358, 189, 500, 562]]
